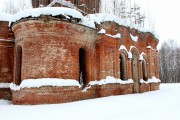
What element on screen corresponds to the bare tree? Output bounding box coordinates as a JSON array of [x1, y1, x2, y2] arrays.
[[159, 40, 180, 83], [3, 0, 18, 14], [2, 0, 32, 14]]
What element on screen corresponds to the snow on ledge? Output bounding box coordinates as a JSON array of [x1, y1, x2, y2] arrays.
[[130, 34, 138, 42], [0, 13, 13, 22], [146, 46, 156, 51], [85, 13, 158, 39], [105, 33, 121, 38], [139, 52, 146, 61], [119, 45, 128, 52], [140, 76, 161, 84], [147, 46, 152, 49], [0, 83, 10, 88], [10, 7, 83, 25], [10, 78, 81, 91], [88, 76, 134, 86], [113, 33, 121, 38], [98, 29, 106, 34], [119, 45, 132, 59]]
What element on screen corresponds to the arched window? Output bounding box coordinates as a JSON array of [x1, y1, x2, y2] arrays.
[[15, 46, 22, 85], [142, 59, 148, 80], [119, 53, 126, 80], [79, 48, 86, 86]]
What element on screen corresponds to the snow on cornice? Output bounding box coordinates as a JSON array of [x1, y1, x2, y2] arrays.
[[139, 52, 146, 61], [0, 13, 13, 22], [0, 83, 10, 88], [119, 45, 132, 59], [146, 46, 157, 51], [140, 76, 161, 84], [105, 33, 121, 38], [98, 29, 106, 34], [84, 13, 159, 39], [10, 78, 81, 91], [97, 29, 121, 38], [130, 34, 138, 42], [10, 7, 83, 25], [88, 76, 134, 86]]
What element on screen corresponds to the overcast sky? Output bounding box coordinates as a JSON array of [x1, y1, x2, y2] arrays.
[[144, 0, 180, 48], [0, 0, 180, 48]]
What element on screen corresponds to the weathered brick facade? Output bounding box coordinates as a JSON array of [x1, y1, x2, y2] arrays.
[[0, 4, 160, 104], [9, 13, 160, 104], [0, 21, 14, 100]]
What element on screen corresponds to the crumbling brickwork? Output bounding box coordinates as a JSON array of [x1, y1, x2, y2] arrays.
[[9, 14, 160, 104], [0, 21, 14, 100]]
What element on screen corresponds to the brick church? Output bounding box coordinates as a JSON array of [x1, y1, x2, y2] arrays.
[[0, 0, 160, 104]]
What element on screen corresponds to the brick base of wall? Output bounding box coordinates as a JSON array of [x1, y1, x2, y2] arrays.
[[12, 83, 160, 105], [139, 83, 151, 93], [12, 83, 134, 104], [150, 83, 160, 91], [0, 88, 12, 100]]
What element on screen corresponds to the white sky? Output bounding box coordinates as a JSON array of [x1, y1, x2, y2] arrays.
[[142, 0, 180, 48], [0, 0, 180, 48]]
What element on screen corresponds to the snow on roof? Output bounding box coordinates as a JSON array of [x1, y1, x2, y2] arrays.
[[0, 13, 13, 22], [98, 29, 106, 34], [84, 13, 158, 39], [85, 13, 122, 25], [10, 78, 81, 91], [130, 34, 138, 42], [10, 7, 83, 24], [7, 7, 158, 39]]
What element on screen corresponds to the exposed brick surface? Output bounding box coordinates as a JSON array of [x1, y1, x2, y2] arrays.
[[150, 83, 160, 91], [0, 21, 14, 100], [0, 88, 12, 100], [139, 83, 151, 93], [9, 15, 160, 104]]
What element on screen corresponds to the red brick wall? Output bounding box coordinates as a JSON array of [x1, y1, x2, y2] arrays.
[[0, 40, 14, 83], [139, 83, 151, 93], [12, 16, 97, 85], [0, 21, 14, 100], [150, 83, 160, 91], [11, 16, 160, 104], [0, 88, 11, 100]]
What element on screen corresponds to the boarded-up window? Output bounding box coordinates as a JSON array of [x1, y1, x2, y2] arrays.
[[142, 59, 148, 80], [120, 54, 126, 80], [16, 46, 22, 85]]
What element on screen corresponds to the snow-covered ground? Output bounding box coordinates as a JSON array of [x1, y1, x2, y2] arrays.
[[1, 83, 180, 120]]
